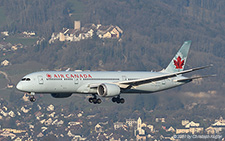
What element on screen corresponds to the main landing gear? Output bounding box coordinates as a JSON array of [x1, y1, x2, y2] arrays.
[[29, 92, 36, 102], [112, 95, 125, 104], [88, 94, 102, 104]]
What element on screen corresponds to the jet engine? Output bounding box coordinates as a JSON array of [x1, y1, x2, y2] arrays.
[[51, 93, 72, 98], [97, 83, 120, 97]]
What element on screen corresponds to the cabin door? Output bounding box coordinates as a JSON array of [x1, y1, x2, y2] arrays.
[[38, 76, 44, 84]]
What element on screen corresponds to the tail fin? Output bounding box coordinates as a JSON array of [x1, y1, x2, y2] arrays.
[[162, 41, 191, 73]]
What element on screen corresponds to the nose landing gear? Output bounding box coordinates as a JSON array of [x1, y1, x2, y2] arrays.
[[88, 94, 101, 104], [29, 92, 36, 102]]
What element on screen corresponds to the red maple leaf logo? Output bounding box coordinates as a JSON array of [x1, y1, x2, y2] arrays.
[[173, 56, 185, 69], [46, 74, 51, 78]]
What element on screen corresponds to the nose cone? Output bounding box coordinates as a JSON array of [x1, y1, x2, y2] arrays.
[[16, 82, 23, 91]]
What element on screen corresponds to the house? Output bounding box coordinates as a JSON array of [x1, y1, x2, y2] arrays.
[[176, 128, 190, 134], [72, 135, 87, 141], [114, 122, 124, 130], [126, 118, 137, 127], [67, 130, 74, 137], [96, 25, 123, 39], [176, 127, 203, 134], [1, 31, 9, 36], [136, 134, 147, 141], [52, 119, 58, 125], [213, 117, 225, 126], [8, 111, 15, 118], [95, 124, 103, 133], [189, 127, 204, 134], [68, 121, 82, 126], [155, 117, 165, 123], [147, 125, 154, 132], [11, 45, 18, 51], [167, 126, 175, 132], [185, 121, 200, 128], [48, 112, 55, 118], [55, 120, 63, 127], [7, 84, 13, 88], [37, 132, 44, 138], [96, 133, 108, 140], [1, 60, 10, 66], [49, 21, 123, 43], [41, 127, 48, 133], [0, 130, 16, 140], [34, 111, 43, 118], [22, 94, 29, 102], [205, 126, 216, 134], [21, 106, 31, 113], [0, 109, 7, 117], [182, 120, 190, 126], [47, 104, 54, 111], [2, 128, 26, 133], [44, 118, 53, 126]]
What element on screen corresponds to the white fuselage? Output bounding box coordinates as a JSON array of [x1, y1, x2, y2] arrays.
[[16, 71, 187, 95]]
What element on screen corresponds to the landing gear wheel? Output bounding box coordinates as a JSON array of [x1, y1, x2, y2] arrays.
[[97, 98, 102, 104], [120, 98, 125, 104], [89, 98, 93, 103], [92, 98, 97, 104], [30, 97, 36, 102], [112, 97, 116, 102]]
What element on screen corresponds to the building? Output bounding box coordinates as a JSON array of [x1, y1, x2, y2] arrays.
[[155, 118, 165, 123], [213, 117, 225, 126], [95, 124, 103, 133], [114, 122, 124, 130], [205, 126, 216, 134], [185, 121, 200, 128], [1, 60, 10, 66], [126, 118, 137, 127], [135, 117, 145, 136], [182, 120, 190, 126], [176, 120, 203, 134], [49, 21, 123, 43], [167, 126, 175, 132]]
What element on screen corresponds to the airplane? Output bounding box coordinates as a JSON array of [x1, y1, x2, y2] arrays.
[[16, 41, 213, 104]]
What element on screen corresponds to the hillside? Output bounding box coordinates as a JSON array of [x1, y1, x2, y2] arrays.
[[0, 0, 224, 121]]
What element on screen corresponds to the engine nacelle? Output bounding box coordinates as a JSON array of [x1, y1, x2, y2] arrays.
[[51, 93, 72, 98], [97, 83, 121, 97]]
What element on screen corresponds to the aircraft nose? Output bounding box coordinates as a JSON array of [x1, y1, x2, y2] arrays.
[[16, 82, 23, 91]]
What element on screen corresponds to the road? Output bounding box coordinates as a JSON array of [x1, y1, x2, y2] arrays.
[[0, 71, 11, 83]]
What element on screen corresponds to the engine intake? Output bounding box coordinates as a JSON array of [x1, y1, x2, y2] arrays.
[[97, 83, 120, 97]]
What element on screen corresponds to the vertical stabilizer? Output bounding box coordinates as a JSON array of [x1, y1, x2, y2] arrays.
[[163, 41, 191, 73]]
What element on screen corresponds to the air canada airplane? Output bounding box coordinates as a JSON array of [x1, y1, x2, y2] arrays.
[[16, 41, 213, 104]]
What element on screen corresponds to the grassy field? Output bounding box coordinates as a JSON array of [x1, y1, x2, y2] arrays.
[[5, 36, 38, 46], [0, 7, 7, 27]]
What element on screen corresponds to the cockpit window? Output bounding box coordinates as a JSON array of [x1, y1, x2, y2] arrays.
[[21, 78, 31, 81]]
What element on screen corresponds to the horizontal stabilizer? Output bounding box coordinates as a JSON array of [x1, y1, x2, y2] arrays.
[[117, 65, 213, 88], [175, 74, 216, 82]]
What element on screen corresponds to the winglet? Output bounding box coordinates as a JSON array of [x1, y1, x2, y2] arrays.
[[163, 41, 191, 73]]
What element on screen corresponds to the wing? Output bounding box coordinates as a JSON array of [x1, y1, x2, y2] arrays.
[[115, 65, 212, 89]]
